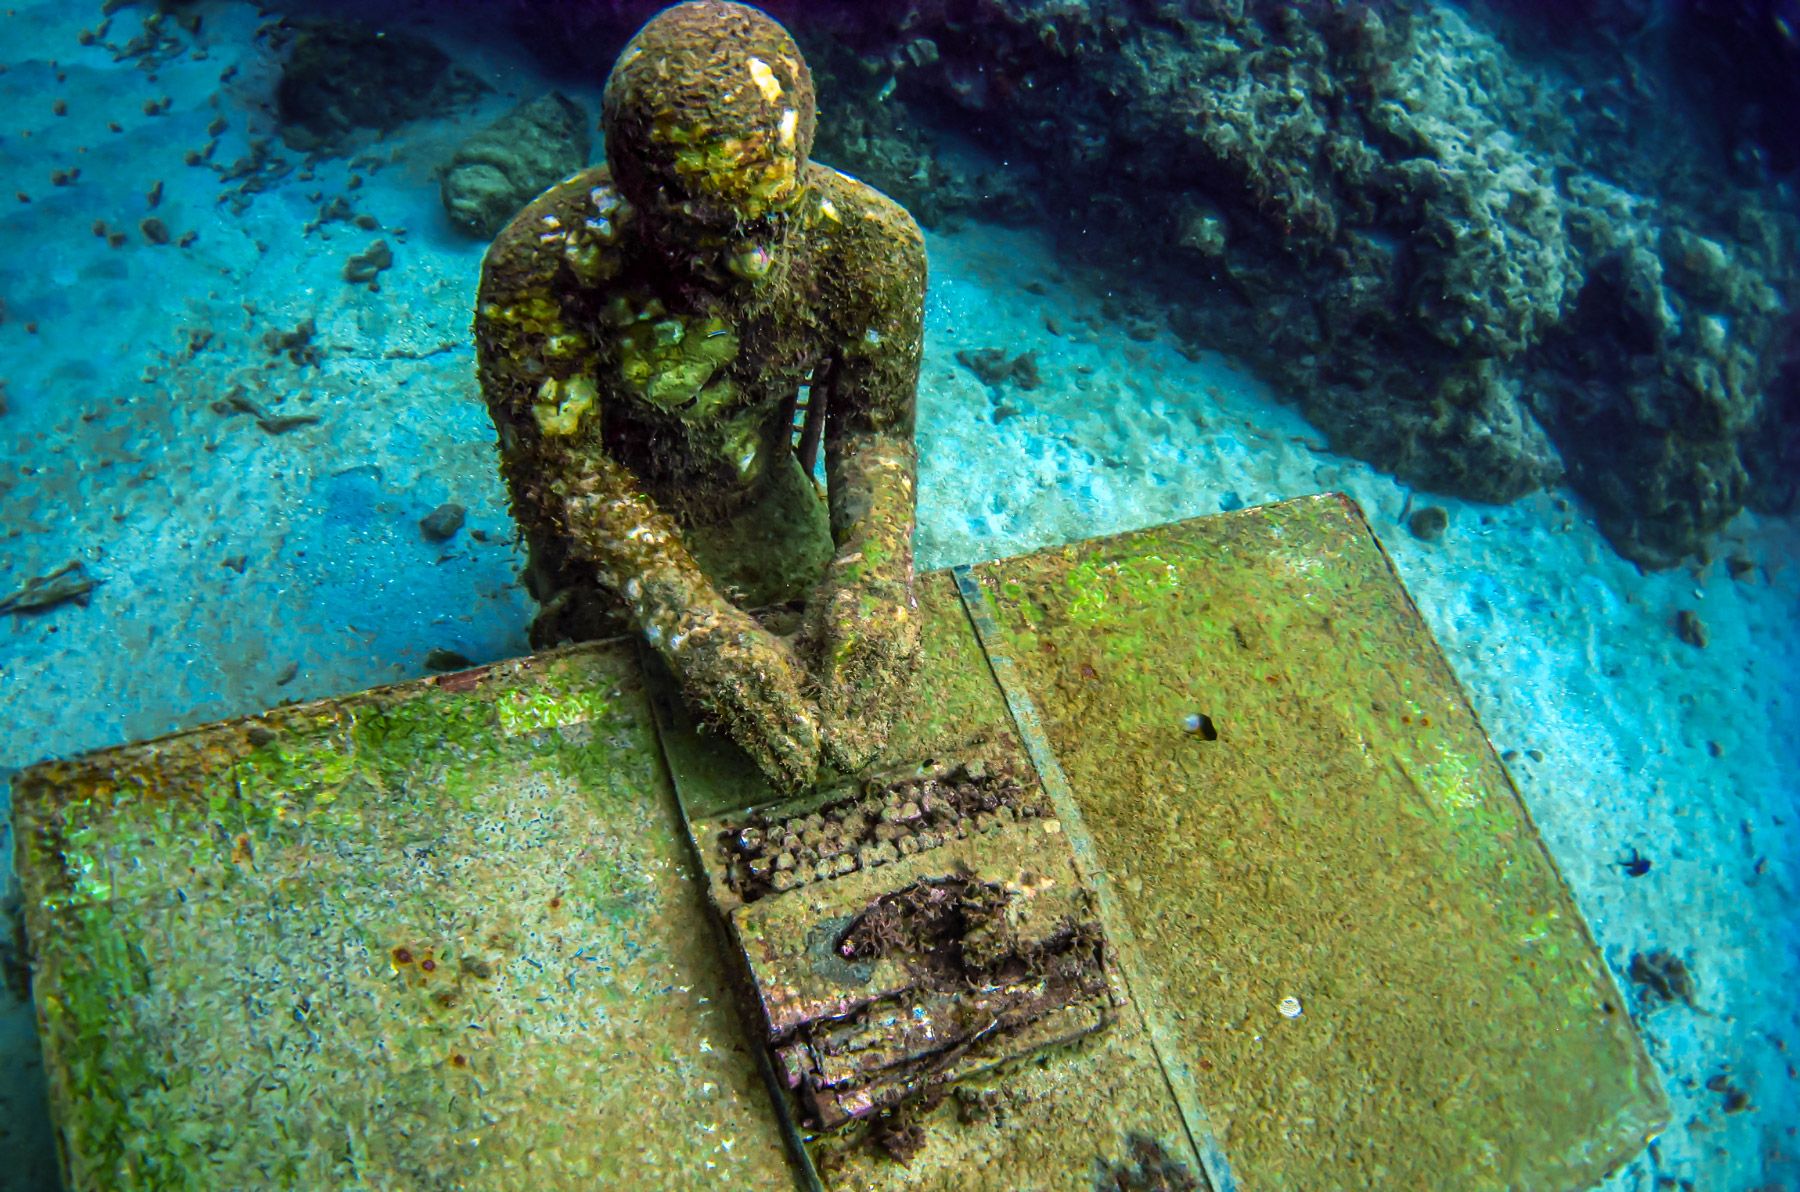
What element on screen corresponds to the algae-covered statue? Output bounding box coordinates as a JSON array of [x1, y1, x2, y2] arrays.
[[475, 1, 925, 793]]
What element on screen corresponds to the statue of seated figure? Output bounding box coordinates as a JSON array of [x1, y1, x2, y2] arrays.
[[475, 0, 925, 792]]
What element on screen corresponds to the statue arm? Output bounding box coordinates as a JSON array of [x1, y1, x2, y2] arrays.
[[557, 455, 823, 794], [475, 213, 822, 791], [803, 203, 928, 771]]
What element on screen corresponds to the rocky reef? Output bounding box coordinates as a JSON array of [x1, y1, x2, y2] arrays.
[[274, 18, 487, 152], [839, 0, 1798, 566], [441, 92, 592, 238], [501, 0, 1798, 566]]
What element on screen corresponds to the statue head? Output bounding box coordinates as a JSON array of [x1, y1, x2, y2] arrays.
[[602, 1, 816, 282]]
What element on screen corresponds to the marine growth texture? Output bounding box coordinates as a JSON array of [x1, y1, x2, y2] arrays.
[[475, 0, 927, 791]]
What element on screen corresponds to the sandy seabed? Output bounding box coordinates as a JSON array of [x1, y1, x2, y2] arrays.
[[1, 2, 1795, 1188]]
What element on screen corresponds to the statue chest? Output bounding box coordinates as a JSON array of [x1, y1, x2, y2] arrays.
[[598, 301, 814, 489]]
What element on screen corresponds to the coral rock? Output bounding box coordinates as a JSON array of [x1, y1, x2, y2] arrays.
[[275, 20, 481, 151], [441, 93, 591, 239]]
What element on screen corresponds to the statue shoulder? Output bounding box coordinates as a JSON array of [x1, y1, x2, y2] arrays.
[[805, 167, 926, 298], [808, 166, 924, 254], [480, 166, 635, 301]]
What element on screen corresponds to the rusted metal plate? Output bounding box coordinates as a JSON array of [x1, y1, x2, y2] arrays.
[[12, 647, 793, 1190], [964, 493, 1668, 1191]]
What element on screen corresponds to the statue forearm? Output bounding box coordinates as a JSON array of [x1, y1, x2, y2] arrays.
[[555, 452, 824, 791], [553, 454, 721, 645], [803, 426, 921, 773], [822, 430, 917, 590], [802, 214, 925, 772]]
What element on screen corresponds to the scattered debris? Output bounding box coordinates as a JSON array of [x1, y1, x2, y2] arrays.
[[1182, 711, 1219, 740], [304, 194, 359, 235], [274, 661, 300, 686], [382, 342, 457, 361], [1093, 1134, 1204, 1192], [222, 554, 248, 574], [425, 648, 473, 671], [206, 134, 299, 215], [1124, 315, 1160, 342], [1705, 1072, 1751, 1114], [343, 239, 392, 288], [1674, 609, 1709, 648], [140, 216, 170, 245], [261, 319, 321, 366], [1628, 948, 1697, 1010], [1725, 554, 1756, 581], [1614, 847, 1652, 878], [955, 347, 1041, 390], [110, 7, 192, 67], [951, 1086, 1004, 1127], [1, 563, 99, 615], [1407, 505, 1449, 541], [219, 388, 321, 434], [869, 1108, 927, 1165], [419, 502, 466, 542]]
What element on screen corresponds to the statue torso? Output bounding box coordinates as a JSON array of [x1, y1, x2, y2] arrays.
[[483, 165, 875, 526]]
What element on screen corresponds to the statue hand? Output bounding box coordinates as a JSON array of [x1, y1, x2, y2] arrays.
[[801, 567, 922, 774], [671, 606, 823, 794]]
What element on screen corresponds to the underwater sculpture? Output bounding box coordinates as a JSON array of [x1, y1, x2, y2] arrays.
[[475, 0, 926, 792]]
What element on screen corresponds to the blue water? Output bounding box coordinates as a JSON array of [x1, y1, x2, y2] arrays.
[[2, 2, 1796, 1189]]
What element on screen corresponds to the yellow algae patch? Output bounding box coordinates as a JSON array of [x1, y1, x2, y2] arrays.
[[747, 56, 782, 104], [779, 108, 798, 149], [533, 375, 597, 436]]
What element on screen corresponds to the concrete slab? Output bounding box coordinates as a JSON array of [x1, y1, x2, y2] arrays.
[[13, 496, 1665, 1190]]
